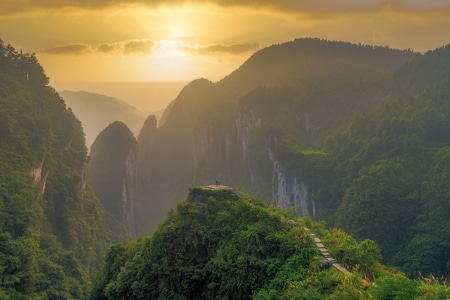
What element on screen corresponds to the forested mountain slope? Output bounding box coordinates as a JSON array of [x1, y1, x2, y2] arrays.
[[217, 38, 413, 99], [91, 187, 450, 299], [327, 45, 450, 277], [271, 44, 450, 277], [0, 39, 110, 298]]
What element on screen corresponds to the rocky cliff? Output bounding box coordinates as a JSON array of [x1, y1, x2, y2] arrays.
[[268, 147, 317, 217]]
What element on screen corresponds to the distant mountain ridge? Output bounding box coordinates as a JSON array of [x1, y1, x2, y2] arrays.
[[217, 38, 413, 96], [88, 38, 416, 230], [60, 90, 147, 147]]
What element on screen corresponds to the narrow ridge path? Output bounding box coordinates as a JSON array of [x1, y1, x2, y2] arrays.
[[201, 185, 349, 274], [307, 229, 350, 274]]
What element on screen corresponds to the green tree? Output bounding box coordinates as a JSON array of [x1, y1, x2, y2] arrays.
[[337, 159, 418, 259]]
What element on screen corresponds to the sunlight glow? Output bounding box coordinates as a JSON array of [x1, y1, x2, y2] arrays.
[[155, 40, 188, 59]]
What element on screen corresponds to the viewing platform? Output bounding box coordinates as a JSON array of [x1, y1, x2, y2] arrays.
[[187, 185, 241, 203]]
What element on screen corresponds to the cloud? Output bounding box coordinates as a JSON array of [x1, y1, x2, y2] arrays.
[[97, 43, 119, 53], [123, 40, 155, 54], [40, 44, 91, 55], [211, 0, 450, 11], [3, 0, 450, 15], [39, 40, 155, 55], [194, 43, 260, 55], [389, 0, 450, 10]]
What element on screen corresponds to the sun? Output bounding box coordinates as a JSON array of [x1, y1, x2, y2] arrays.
[[136, 39, 193, 81], [155, 39, 188, 59]]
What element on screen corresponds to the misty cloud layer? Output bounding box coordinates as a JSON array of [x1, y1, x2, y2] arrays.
[[41, 44, 91, 55], [40, 40, 156, 56], [39, 40, 259, 56]]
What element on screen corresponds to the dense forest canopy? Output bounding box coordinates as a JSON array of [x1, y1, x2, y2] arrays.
[[91, 187, 450, 299], [0, 39, 110, 299], [282, 44, 450, 278]]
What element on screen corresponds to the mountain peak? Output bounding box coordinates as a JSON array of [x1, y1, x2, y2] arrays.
[[218, 37, 415, 96]]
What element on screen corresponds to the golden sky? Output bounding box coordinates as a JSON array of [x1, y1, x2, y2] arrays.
[[1, 0, 450, 111]]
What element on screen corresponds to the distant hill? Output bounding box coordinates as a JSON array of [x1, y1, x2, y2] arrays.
[[60, 90, 147, 147]]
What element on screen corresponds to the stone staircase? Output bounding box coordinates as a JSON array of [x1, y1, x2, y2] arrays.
[[307, 229, 350, 274]]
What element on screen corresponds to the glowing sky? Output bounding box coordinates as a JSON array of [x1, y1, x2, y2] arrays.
[[1, 1, 450, 111]]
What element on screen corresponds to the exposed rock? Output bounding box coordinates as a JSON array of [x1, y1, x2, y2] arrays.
[[30, 158, 48, 197], [235, 108, 261, 159], [123, 150, 137, 234], [269, 148, 316, 217]]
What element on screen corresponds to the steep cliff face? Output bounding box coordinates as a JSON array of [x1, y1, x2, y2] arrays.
[[192, 124, 235, 182], [235, 108, 262, 160], [269, 150, 317, 217], [136, 115, 157, 187], [87, 121, 138, 235], [122, 147, 138, 233], [188, 100, 319, 214]]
